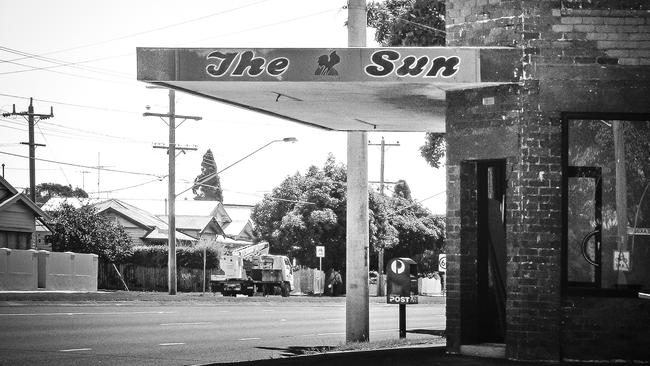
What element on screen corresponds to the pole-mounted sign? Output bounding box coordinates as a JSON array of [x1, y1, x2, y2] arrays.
[[438, 254, 446, 273]]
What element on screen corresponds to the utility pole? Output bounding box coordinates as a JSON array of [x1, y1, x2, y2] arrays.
[[2, 98, 53, 202], [79, 170, 91, 191], [369, 136, 400, 297], [346, 0, 369, 344], [144, 88, 201, 295]]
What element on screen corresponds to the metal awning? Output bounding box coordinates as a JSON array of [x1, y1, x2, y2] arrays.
[[137, 47, 520, 132]]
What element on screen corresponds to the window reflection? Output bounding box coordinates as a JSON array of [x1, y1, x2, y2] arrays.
[[568, 119, 650, 291]]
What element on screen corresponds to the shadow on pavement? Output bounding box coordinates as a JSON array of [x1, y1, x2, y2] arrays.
[[408, 329, 445, 336], [255, 346, 336, 357]]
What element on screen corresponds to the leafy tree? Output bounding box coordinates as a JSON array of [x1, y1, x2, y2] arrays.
[[193, 149, 223, 202], [26, 182, 88, 205], [367, 0, 445, 47], [49, 204, 133, 263], [385, 195, 446, 272], [252, 154, 348, 270], [367, 0, 447, 169], [393, 179, 412, 200], [251, 155, 445, 273], [419, 132, 446, 169]]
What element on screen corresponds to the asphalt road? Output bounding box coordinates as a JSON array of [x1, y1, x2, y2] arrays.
[[0, 298, 445, 366]]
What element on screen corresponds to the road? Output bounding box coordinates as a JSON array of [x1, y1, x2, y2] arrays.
[[0, 298, 445, 365]]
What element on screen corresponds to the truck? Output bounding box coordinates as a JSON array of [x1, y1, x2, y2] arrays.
[[210, 241, 294, 297]]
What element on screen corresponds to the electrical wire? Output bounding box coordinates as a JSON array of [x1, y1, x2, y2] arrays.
[[185, 6, 344, 45], [96, 176, 166, 194], [0, 150, 164, 178], [0, 92, 138, 114], [0, 46, 133, 78], [1, 0, 274, 63]]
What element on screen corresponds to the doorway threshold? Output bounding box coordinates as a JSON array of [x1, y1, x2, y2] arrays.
[[459, 343, 506, 358]]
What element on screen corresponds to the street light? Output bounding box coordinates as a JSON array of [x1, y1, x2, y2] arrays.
[[175, 137, 297, 197]]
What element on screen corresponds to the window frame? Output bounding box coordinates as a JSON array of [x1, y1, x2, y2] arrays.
[[561, 112, 650, 298]]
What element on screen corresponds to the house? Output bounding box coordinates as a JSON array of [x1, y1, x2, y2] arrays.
[[0, 175, 51, 250], [90, 199, 196, 246], [221, 204, 255, 241], [157, 215, 225, 246], [136, 199, 257, 241]]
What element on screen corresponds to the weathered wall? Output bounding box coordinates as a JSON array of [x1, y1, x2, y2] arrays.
[[445, 0, 650, 362], [0, 248, 38, 290], [38, 251, 98, 291]]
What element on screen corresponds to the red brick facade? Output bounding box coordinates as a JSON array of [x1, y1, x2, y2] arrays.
[[444, 0, 650, 361]]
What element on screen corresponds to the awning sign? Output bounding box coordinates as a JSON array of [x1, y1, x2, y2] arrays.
[[138, 47, 518, 84]]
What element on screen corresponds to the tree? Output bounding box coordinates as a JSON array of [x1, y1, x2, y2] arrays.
[[251, 155, 445, 273], [393, 179, 412, 200], [252, 154, 348, 271], [367, 0, 445, 47], [193, 149, 223, 202], [49, 204, 133, 263], [385, 195, 446, 273], [367, 0, 447, 169], [26, 182, 88, 205]]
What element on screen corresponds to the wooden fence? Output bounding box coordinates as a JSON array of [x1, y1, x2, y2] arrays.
[[99, 261, 215, 292]]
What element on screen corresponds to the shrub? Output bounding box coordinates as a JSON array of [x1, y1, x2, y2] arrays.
[[124, 245, 220, 269]]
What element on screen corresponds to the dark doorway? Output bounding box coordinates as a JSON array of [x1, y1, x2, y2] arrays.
[[476, 160, 507, 343]]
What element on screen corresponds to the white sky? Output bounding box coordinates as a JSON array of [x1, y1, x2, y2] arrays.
[[0, 0, 446, 214]]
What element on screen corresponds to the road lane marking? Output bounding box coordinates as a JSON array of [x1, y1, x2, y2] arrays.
[[160, 322, 213, 326], [238, 337, 261, 341], [316, 332, 344, 336], [159, 343, 185, 346], [60, 348, 92, 352], [0, 311, 176, 316]]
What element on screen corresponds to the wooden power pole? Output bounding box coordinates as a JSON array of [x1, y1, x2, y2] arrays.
[[2, 98, 53, 202], [369, 136, 400, 297], [144, 89, 201, 295]]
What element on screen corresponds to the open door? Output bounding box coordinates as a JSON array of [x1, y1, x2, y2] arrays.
[[477, 161, 507, 343]]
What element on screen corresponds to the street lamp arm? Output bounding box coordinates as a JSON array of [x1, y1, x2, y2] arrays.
[[175, 137, 296, 198]]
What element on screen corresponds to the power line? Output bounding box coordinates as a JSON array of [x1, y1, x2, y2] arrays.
[[96, 176, 166, 194], [0, 92, 139, 114], [1, 0, 274, 63], [0, 46, 132, 78], [185, 6, 343, 45], [0, 56, 137, 87], [0, 150, 164, 178]]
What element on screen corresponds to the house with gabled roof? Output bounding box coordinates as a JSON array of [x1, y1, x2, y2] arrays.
[[157, 214, 225, 246], [0, 175, 51, 250], [90, 199, 196, 246], [221, 204, 255, 241]]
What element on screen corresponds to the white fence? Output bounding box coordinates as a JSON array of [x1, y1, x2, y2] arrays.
[[0, 249, 98, 291], [0, 248, 38, 290], [38, 251, 98, 291]]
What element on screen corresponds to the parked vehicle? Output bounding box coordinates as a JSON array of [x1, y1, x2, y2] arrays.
[[210, 242, 294, 297]]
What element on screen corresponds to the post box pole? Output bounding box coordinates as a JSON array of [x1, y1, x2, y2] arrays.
[[399, 303, 406, 338]]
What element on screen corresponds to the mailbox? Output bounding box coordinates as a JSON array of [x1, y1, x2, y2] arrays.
[[386, 257, 418, 304]]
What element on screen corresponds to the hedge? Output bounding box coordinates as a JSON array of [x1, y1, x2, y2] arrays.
[[123, 245, 220, 269]]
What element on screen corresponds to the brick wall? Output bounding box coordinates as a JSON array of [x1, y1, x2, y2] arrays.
[[445, 0, 650, 362], [562, 296, 650, 361]]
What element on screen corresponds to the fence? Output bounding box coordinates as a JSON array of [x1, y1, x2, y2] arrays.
[[0, 248, 38, 291], [98, 261, 215, 292], [292, 267, 325, 295], [38, 251, 98, 291]]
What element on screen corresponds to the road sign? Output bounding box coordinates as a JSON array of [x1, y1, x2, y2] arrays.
[[316, 246, 325, 258], [438, 254, 446, 272]]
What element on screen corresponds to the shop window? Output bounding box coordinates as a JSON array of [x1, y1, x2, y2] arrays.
[[564, 115, 650, 294]]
